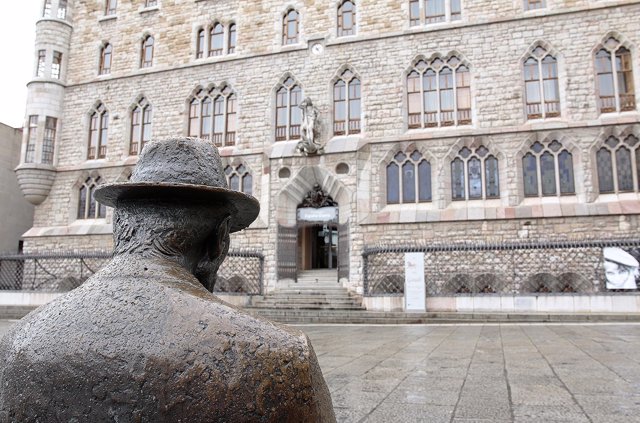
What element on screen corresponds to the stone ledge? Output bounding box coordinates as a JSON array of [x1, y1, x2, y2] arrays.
[[15, 164, 57, 205]]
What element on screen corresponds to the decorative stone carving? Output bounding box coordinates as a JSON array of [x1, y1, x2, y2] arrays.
[[300, 184, 337, 208], [0, 138, 336, 422], [296, 97, 323, 156], [14, 164, 57, 205]]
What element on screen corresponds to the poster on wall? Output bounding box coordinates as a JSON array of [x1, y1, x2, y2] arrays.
[[603, 247, 639, 290], [405, 253, 426, 312]]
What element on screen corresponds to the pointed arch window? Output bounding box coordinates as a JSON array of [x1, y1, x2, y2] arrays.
[[386, 151, 431, 204], [209, 23, 224, 57], [88, 103, 108, 160], [333, 70, 361, 135], [408, 56, 471, 128], [189, 87, 237, 146], [596, 135, 640, 193], [99, 43, 112, 75], [36, 50, 46, 77], [196, 29, 205, 58], [283, 9, 299, 45], [595, 37, 636, 114], [228, 23, 237, 54], [51, 51, 62, 79], [451, 145, 499, 200], [78, 176, 106, 220], [524, 46, 560, 119], [522, 140, 575, 197], [225, 164, 252, 196], [130, 98, 152, 155], [275, 77, 302, 141], [140, 35, 154, 68], [338, 1, 356, 37]]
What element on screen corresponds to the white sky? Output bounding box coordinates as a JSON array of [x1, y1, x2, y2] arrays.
[[0, 1, 39, 129]]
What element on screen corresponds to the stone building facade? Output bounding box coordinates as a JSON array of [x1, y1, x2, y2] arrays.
[[16, 0, 640, 310]]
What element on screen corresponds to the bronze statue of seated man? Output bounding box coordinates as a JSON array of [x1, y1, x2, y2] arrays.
[[0, 138, 336, 422]]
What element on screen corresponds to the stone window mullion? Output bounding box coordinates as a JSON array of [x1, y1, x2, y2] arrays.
[[452, 67, 458, 126], [612, 146, 620, 192], [537, 58, 546, 119], [610, 49, 621, 113]]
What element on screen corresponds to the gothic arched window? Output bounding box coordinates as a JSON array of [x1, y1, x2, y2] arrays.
[[451, 145, 499, 200], [408, 56, 471, 128], [196, 29, 205, 58], [209, 23, 224, 57], [522, 140, 575, 197], [386, 151, 431, 204], [140, 35, 154, 68], [78, 176, 106, 220], [333, 70, 361, 136], [228, 23, 237, 54], [225, 164, 252, 196], [338, 0, 356, 37], [188, 87, 237, 146], [88, 103, 108, 159], [99, 43, 112, 75], [596, 135, 640, 193], [275, 77, 302, 141], [283, 9, 299, 45], [595, 37, 636, 114], [524, 46, 560, 119], [130, 98, 152, 155]]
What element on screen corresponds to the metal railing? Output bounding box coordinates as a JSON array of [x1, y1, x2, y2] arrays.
[[363, 239, 640, 296], [0, 250, 264, 295]]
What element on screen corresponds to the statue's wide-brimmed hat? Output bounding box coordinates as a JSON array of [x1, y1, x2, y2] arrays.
[[94, 138, 259, 233]]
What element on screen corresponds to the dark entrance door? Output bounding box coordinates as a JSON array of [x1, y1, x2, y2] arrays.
[[298, 224, 338, 270]]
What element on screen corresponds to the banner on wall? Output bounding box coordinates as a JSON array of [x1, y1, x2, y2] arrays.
[[603, 247, 639, 290], [404, 252, 426, 312]]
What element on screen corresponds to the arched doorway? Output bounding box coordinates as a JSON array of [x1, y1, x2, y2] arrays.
[[297, 184, 338, 270], [275, 166, 352, 284]]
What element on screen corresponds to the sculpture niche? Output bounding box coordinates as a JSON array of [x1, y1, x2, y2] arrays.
[[296, 97, 324, 156], [0, 138, 336, 422]]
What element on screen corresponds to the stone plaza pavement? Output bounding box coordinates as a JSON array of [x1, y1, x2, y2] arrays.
[[1, 320, 640, 422], [302, 323, 640, 423]]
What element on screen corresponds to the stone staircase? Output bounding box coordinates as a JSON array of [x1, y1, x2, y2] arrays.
[[249, 269, 364, 312]]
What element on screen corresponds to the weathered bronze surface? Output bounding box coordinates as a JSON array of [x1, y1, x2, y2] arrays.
[[0, 138, 336, 422]]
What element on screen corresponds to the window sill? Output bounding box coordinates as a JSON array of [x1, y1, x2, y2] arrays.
[[98, 14, 117, 22], [139, 6, 160, 14]]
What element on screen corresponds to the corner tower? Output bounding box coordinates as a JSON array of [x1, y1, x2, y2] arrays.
[[15, 0, 72, 205]]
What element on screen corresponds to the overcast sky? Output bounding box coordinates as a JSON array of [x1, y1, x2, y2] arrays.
[[0, 2, 39, 129]]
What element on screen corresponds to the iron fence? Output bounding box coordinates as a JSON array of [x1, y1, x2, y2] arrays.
[[362, 239, 640, 296], [0, 250, 264, 295]]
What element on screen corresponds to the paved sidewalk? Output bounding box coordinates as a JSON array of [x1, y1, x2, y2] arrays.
[[1, 321, 640, 422], [302, 324, 640, 423]]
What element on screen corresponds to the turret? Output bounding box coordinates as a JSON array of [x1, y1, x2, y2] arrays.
[[15, 0, 72, 205]]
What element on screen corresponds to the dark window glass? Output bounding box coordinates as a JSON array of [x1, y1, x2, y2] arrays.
[[451, 158, 465, 200], [523, 153, 538, 197], [467, 157, 482, 199], [105, 0, 117, 15], [402, 161, 416, 202], [78, 177, 106, 219], [596, 147, 614, 193], [196, 29, 205, 58], [88, 104, 108, 159], [283, 9, 298, 45], [558, 150, 574, 194], [616, 147, 633, 191], [485, 156, 499, 198], [540, 151, 556, 195], [386, 162, 399, 204], [418, 160, 431, 201]]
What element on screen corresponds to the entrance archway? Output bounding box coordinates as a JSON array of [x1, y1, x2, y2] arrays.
[[297, 184, 338, 270], [275, 166, 352, 283]]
